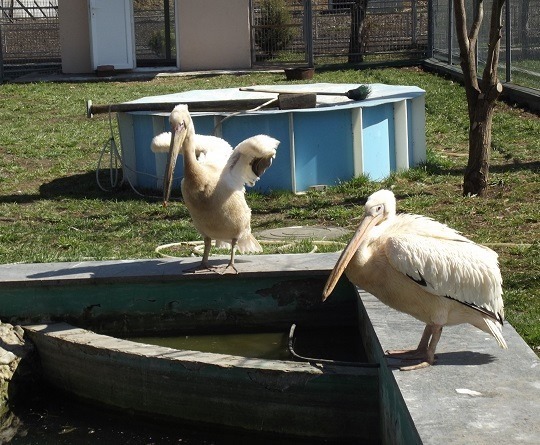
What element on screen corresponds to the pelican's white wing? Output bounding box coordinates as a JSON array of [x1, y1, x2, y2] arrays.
[[194, 135, 233, 166], [384, 216, 504, 323], [151, 132, 232, 165], [225, 134, 279, 189], [150, 132, 172, 153]]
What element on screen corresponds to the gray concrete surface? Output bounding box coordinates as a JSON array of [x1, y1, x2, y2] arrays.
[[358, 290, 540, 444], [256, 225, 349, 241], [11, 67, 283, 84], [0, 253, 341, 285], [1, 254, 538, 444]]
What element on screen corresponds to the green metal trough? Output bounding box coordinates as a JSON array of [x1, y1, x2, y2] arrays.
[[0, 253, 396, 443]]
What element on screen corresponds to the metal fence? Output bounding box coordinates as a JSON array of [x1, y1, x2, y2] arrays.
[[1, 0, 539, 92], [431, 0, 540, 90], [250, 0, 429, 66], [133, 0, 176, 66], [310, 0, 428, 63], [0, 0, 177, 79], [0, 0, 60, 80]]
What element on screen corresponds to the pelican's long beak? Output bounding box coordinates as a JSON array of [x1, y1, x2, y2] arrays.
[[322, 214, 381, 301], [162, 121, 186, 206]]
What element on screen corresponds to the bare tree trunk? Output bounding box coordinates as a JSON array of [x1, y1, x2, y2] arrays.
[[453, 0, 505, 197], [464, 101, 495, 194], [348, 0, 368, 63]]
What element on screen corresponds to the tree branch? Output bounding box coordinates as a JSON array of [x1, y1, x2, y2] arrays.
[[453, 0, 470, 55], [469, 1, 484, 41], [453, 0, 480, 118], [482, 0, 506, 94]]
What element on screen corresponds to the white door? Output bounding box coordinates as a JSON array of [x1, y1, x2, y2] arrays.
[[88, 0, 136, 70]]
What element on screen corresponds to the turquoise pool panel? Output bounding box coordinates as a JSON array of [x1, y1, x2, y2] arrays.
[[293, 109, 354, 192], [132, 115, 158, 190], [362, 104, 395, 181], [220, 113, 293, 193]]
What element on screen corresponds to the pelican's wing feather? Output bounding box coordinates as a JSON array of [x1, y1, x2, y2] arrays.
[[193, 135, 233, 165], [150, 132, 232, 164], [225, 134, 279, 189], [384, 232, 504, 323], [150, 132, 172, 153]]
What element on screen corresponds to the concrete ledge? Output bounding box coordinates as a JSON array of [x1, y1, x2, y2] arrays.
[[0, 253, 341, 287], [358, 289, 540, 444]]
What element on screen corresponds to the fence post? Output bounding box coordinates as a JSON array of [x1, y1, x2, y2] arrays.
[[0, 24, 4, 84], [448, 0, 453, 65], [505, 0, 511, 82], [411, 0, 417, 47], [427, 0, 434, 58], [304, 0, 314, 67], [164, 0, 171, 62]]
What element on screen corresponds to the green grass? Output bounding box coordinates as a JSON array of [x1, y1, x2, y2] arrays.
[[0, 67, 538, 353]]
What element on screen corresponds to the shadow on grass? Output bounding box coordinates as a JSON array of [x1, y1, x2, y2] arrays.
[[490, 160, 540, 174], [1, 160, 536, 205], [0, 171, 163, 204], [421, 159, 539, 177]]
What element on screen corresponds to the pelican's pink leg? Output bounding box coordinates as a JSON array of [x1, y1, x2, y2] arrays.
[[386, 324, 443, 371], [221, 239, 239, 275], [184, 237, 216, 273]]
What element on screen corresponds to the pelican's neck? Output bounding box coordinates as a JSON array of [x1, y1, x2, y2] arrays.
[[354, 214, 394, 268], [181, 124, 199, 173]]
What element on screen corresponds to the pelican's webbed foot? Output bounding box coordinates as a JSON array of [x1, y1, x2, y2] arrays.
[[182, 261, 218, 274], [385, 348, 436, 371], [217, 263, 238, 275]]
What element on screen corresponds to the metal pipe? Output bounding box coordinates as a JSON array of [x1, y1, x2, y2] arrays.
[[0, 21, 4, 84], [86, 98, 281, 118], [427, 0, 434, 58]]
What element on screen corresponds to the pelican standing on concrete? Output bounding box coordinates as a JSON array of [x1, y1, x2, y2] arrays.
[[163, 104, 279, 273], [323, 189, 507, 370]]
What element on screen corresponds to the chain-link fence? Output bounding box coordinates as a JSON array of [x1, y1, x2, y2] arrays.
[[0, 0, 60, 80], [133, 0, 176, 66], [310, 0, 428, 63], [251, 0, 428, 66], [0, 0, 176, 80], [1, 0, 539, 92], [431, 0, 540, 90]]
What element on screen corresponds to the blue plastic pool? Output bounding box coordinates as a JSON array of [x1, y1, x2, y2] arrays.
[[117, 83, 426, 193]]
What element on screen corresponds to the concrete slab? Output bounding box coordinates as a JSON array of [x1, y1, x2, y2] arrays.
[[358, 290, 540, 445], [11, 67, 283, 84], [0, 253, 341, 286], [256, 225, 349, 241]]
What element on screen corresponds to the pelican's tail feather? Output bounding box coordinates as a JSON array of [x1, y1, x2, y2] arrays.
[[215, 240, 232, 250], [236, 234, 263, 254], [484, 317, 508, 349]]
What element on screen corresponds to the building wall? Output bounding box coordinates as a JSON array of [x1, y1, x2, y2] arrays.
[[57, 0, 252, 74], [176, 0, 251, 71], [58, 0, 92, 73]]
